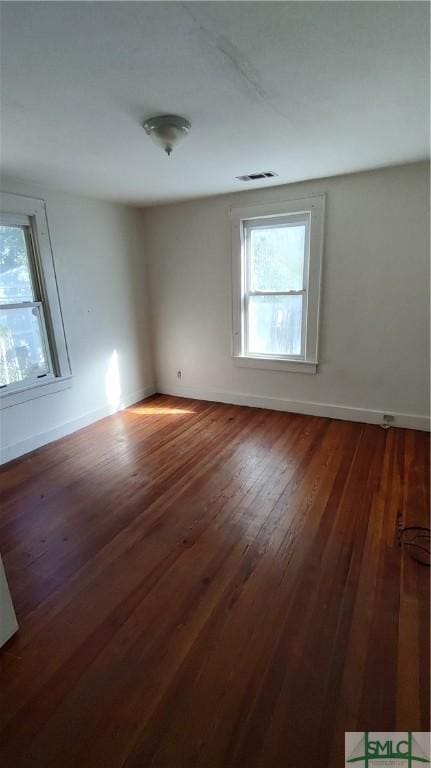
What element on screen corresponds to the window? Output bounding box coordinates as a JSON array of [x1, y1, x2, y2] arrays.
[[231, 195, 325, 373], [0, 217, 53, 387], [0, 193, 71, 407]]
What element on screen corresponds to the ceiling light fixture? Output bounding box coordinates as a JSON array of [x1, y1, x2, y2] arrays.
[[143, 114, 191, 156]]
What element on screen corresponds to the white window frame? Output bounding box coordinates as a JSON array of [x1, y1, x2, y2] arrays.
[[0, 192, 72, 408], [230, 194, 325, 374]]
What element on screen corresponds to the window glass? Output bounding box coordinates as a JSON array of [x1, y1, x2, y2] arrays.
[[248, 294, 302, 356], [0, 225, 34, 304], [249, 224, 305, 292], [0, 306, 48, 386]]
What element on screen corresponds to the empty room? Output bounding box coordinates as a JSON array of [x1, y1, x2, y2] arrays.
[[0, 2, 429, 767]]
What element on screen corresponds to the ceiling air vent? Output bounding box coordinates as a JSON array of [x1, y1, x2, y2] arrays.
[[236, 171, 278, 182]]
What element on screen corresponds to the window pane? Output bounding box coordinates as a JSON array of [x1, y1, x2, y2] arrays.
[[247, 294, 303, 356], [249, 224, 305, 292], [0, 226, 34, 304], [0, 306, 49, 386]]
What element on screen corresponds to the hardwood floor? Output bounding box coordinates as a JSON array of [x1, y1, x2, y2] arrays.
[[0, 395, 429, 768]]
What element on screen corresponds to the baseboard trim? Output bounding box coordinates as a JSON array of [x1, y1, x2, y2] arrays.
[[2, 380, 428, 465], [156, 383, 430, 432], [0, 384, 157, 465]]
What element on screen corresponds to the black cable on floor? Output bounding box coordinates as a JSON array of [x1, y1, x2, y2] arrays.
[[399, 525, 430, 566]]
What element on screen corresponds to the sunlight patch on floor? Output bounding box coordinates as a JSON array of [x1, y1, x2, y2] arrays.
[[127, 405, 195, 416]]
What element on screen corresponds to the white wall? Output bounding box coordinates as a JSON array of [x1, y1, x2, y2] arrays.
[[0, 177, 155, 462], [144, 162, 430, 429], [1, 162, 428, 463]]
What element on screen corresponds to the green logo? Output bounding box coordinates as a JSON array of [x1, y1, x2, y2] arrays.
[[346, 732, 430, 766]]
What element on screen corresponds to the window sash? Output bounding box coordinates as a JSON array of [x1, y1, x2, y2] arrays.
[[243, 212, 309, 230], [0, 219, 56, 389], [0, 301, 55, 390], [247, 290, 305, 296], [0, 213, 30, 228], [243, 292, 307, 359], [242, 215, 310, 359], [0, 221, 42, 303]]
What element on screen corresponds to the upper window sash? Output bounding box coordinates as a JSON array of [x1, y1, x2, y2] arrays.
[[243, 214, 310, 289], [0, 223, 41, 308]]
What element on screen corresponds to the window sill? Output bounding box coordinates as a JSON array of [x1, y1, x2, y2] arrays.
[[232, 355, 317, 374], [0, 375, 73, 410]]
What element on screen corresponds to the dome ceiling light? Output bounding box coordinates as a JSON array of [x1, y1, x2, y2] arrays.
[[143, 114, 191, 156]]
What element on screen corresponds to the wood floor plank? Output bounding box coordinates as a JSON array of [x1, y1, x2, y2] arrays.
[[0, 395, 429, 768]]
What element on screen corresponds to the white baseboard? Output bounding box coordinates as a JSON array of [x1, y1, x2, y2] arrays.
[[156, 383, 430, 432], [2, 380, 428, 465], [0, 384, 156, 465]]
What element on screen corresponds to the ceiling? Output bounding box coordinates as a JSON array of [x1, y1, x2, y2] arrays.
[[1, 1, 429, 205]]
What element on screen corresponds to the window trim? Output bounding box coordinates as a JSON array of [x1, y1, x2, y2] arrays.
[[0, 192, 72, 408], [230, 194, 325, 374]]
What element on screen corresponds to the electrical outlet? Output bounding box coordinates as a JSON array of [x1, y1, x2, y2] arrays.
[[381, 414, 395, 429], [177, 370, 182, 380]]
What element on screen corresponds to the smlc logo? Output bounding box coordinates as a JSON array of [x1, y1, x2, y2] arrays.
[[345, 732, 430, 767]]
